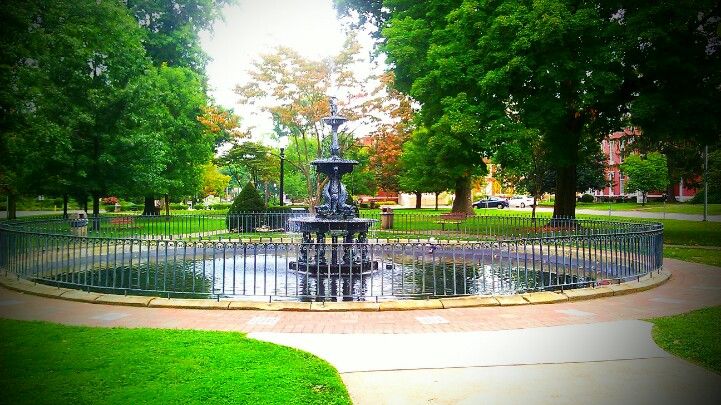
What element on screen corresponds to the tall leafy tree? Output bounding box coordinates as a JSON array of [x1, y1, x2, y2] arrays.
[[125, 0, 230, 73], [620, 152, 669, 205], [116, 65, 214, 214], [0, 0, 150, 219], [398, 128, 453, 209]]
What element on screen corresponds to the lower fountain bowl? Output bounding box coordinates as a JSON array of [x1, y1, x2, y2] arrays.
[[289, 261, 379, 274]]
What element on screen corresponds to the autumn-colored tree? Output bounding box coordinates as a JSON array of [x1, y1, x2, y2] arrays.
[[236, 34, 405, 208], [201, 163, 231, 197], [367, 72, 415, 192], [197, 104, 247, 146], [236, 36, 367, 208]]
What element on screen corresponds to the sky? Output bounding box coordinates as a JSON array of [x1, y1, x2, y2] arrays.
[[199, 0, 380, 140]]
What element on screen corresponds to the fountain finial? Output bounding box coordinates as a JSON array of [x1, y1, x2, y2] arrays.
[[329, 96, 338, 116]]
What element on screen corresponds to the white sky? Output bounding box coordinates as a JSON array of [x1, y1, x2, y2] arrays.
[[200, 0, 381, 141]]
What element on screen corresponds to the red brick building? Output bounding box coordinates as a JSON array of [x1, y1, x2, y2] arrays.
[[594, 128, 698, 201]]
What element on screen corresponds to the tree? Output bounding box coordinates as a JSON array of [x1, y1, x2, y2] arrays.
[[0, 0, 150, 219], [495, 129, 606, 219], [217, 141, 279, 204], [236, 36, 407, 209], [340, 1, 631, 217], [621, 2, 721, 151], [691, 147, 721, 204], [201, 164, 230, 197], [620, 152, 669, 205], [344, 142, 377, 197], [228, 182, 266, 212], [398, 128, 453, 209], [115, 65, 214, 215], [125, 0, 230, 74], [366, 72, 415, 192]]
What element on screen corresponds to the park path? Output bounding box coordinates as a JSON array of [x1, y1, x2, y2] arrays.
[[1, 258, 720, 404]]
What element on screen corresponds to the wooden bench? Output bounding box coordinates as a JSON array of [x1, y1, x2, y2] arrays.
[[109, 216, 135, 228], [434, 213, 472, 231]]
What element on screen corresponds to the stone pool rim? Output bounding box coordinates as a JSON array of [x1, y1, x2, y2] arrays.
[[0, 270, 670, 312]]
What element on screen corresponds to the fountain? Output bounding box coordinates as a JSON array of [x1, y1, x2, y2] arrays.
[[288, 97, 378, 273]]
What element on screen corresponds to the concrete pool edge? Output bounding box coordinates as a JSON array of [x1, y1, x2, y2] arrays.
[[0, 270, 671, 311]]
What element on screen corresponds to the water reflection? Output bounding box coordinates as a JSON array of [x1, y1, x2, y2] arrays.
[[42, 251, 592, 301]]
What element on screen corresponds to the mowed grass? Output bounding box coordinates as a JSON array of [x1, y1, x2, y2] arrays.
[[0, 319, 350, 405], [539, 201, 721, 215], [664, 246, 721, 267], [650, 307, 721, 373]]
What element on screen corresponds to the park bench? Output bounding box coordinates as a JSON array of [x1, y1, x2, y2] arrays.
[[109, 216, 136, 228], [434, 213, 472, 231]]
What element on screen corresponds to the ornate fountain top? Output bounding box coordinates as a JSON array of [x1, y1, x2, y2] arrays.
[[329, 96, 338, 116]]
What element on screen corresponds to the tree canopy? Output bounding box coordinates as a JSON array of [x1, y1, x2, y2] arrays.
[[336, 0, 721, 217], [620, 152, 669, 205]]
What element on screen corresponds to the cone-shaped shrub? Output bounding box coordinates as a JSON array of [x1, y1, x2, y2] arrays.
[[226, 182, 266, 231]]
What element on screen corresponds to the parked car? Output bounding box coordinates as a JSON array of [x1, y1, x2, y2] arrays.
[[508, 195, 536, 208], [472, 197, 509, 209]]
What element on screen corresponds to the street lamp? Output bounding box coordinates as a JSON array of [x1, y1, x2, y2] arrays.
[[279, 135, 289, 206]]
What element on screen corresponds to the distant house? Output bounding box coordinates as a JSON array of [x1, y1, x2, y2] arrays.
[[593, 128, 698, 201]]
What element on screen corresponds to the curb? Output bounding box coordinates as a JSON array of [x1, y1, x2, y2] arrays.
[[0, 271, 671, 312]]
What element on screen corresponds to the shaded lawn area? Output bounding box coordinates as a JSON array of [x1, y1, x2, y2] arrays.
[[539, 201, 721, 215], [0, 319, 350, 405], [664, 246, 721, 267], [650, 307, 721, 374]]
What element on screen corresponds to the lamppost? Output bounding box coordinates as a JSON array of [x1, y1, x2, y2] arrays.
[[279, 135, 289, 206]]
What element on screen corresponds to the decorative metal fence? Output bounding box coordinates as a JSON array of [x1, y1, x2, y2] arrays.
[[0, 213, 663, 301]]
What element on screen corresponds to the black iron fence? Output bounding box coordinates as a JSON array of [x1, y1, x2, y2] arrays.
[[0, 213, 663, 301]]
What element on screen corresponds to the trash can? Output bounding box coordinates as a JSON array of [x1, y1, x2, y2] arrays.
[[380, 207, 394, 230], [69, 213, 88, 236]]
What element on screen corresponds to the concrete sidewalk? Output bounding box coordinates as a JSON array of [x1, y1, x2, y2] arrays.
[[252, 320, 721, 404]]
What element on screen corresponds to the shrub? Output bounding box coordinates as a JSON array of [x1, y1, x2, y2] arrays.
[[229, 182, 266, 212], [101, 196, 118, 205], [169, 203, 187, 210], [227, 182, 266, 230], [580, 194, 595, 203], [209, 203, 231, 211]]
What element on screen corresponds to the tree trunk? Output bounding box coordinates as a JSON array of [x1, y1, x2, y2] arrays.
[[531, 195, 537, 222], [92, 193, 100, 231], [143, 196, 156, 216], [62, 194, 68, 219], [451, 177, 473, 214], [553, 165, 577, 218], [434, 191, 439, 211], [165, 194, 170, 219], [415, 192, 422, 209], [82, 196, 88, 213], [666, 183, 676, 203], [6, 193, 17, 220]]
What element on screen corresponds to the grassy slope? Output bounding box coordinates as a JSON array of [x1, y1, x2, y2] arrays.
[[0, 320, 350, 405], [651, 307, 721, 373], [664, 247, 721, 267]]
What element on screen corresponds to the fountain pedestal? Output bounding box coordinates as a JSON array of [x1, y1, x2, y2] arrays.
[[288, 98, 377, 275]]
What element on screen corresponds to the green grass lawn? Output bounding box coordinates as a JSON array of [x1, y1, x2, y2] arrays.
[[664, 246, 721, 267], [547, 201, 721, 215], [0, 319, 350, 405], [650, 307, 721, 373]]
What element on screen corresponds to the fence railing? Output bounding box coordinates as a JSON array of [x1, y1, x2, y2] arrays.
[[0, 213, 663, 301]]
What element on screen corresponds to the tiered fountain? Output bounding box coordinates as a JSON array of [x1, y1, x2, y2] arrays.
[[289, 97, 377, 273]]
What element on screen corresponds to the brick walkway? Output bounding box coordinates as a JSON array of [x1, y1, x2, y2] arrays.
[[1, 258, 719, 333]]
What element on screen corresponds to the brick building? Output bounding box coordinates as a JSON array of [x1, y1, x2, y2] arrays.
[[594, 128, 698, 201]]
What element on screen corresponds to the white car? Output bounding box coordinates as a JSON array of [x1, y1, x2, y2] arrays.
[[508, 195, 536, 208]]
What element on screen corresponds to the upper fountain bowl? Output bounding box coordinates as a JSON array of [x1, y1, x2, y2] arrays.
[[322, 116, 348, 127]]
